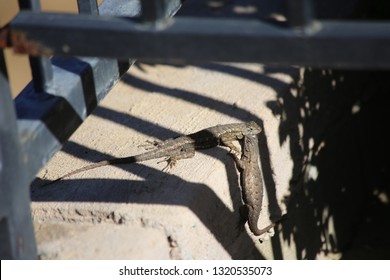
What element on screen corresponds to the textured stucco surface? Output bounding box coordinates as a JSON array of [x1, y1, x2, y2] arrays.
[[32, 63, 298, 259]]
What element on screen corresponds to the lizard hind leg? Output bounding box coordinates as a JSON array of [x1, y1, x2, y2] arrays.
[[221, 138, 242, 160]]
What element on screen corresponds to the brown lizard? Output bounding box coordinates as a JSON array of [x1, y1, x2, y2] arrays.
[[233, 132, 274, 236], [42, 121, 261, 186]]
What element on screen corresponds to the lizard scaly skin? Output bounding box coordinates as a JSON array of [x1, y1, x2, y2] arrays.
[[234, 133, 274, 236], [43, 121, 261, 186]]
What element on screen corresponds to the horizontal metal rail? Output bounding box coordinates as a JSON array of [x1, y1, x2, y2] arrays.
[[5, 12, 390, 69]]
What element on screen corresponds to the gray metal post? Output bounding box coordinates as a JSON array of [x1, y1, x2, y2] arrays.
[[287, 0, 314, 28], [77, 0, 99, 15], [18, 0, 53, 93], [141, 0, 169, 22], [0, 51, 37, 259]]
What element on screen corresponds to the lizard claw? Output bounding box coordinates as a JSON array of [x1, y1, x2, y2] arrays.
[[162, 164, 171, 172], [258, 227, 275, 243]]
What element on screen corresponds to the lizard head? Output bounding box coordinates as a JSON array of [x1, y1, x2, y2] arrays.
[[247, 121, 262, 134]]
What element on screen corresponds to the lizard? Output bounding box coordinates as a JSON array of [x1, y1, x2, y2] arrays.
[[233, 132, 274, 236], [42, 121, 261, 186]]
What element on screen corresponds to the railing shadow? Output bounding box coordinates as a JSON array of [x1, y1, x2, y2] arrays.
[[125, 61, 390, 259], [120, 71, 283, 226], [32, 141, 265, 259], [269, 68, 390, 259], [31, 63, 289, 259]]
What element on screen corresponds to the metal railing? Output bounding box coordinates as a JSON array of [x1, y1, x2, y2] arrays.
[[1, 0, 389, 259], [0, 0, 181, 260]]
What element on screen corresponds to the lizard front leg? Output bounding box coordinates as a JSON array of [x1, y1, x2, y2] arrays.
[[220, 135, 243, 160]]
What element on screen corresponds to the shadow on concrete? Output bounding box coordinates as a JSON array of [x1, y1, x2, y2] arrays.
[[269, 68, 390, 259], [121, 69, 284, 217], [125, 61, 390, 259], [31, 64, 288, 259], [32, 142, 265, 259], [32, 59, 390, 259]]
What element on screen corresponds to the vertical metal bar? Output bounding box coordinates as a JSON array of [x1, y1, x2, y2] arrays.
[[0, 50, 37, 259], [140, 0, 168, 22], [77, 0, 99, 15], [287, 0, 314, 28], [18, 0, 53, 92], [17, 0, 40, 10]]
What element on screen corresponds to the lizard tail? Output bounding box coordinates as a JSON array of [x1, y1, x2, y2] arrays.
[[41, 156, 137, 187], [251, 223, 275, 236]]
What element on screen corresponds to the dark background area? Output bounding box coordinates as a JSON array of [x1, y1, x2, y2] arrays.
[[180, 0, 390, 259]]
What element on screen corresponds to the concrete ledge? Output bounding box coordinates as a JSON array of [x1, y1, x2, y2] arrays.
[[31, 63, 297, 259], [34, 222, 171, 259]]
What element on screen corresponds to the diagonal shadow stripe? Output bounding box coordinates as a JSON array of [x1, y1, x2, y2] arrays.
[[32, 143, 266, 259]]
